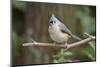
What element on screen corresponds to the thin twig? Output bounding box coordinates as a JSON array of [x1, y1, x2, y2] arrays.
[[65, 36, 95, 50], [22, 35, 96, 50]]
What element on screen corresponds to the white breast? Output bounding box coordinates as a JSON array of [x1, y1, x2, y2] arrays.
[[48, 25, 70, 43]]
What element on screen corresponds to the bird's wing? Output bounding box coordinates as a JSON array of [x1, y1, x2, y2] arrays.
[[59, 23, 82, 40], [58, 23, 72, 35]]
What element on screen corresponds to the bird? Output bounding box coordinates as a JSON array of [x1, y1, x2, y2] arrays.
[[48, 14, 81, 45]]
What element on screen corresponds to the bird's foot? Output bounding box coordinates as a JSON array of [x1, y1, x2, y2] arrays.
[[64, 43, 68, 49]]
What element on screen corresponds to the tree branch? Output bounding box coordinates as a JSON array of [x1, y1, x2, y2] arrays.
[[22, 35, 96, 50], [65, 36, 95, 50]]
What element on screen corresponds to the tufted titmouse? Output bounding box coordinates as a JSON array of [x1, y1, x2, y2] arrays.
[[48, 14, 81, 44]]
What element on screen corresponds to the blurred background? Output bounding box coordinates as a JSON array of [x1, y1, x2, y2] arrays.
[[12, 0, 96, 66]]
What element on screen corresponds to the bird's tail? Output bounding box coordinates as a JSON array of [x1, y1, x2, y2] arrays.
[[71, 35, 82, 41]]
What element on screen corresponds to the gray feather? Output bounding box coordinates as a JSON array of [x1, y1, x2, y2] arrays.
[[59, 23, 81, 40], [71, 34, 82, 40], [59, 23, 73, 35]]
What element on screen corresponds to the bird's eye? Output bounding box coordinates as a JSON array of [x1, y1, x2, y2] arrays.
[[50, 21, 53, 23]]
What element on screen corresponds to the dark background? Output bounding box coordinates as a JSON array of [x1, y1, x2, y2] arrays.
[[12, 1, 96, 66]]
